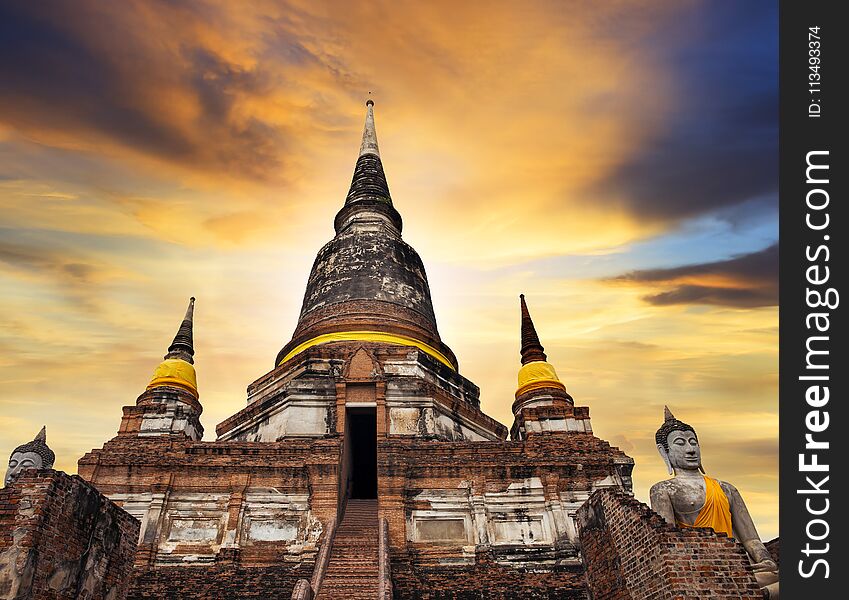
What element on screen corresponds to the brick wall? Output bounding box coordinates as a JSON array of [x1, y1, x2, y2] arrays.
[[391, 548, 587, 599], [576, 489, 762, 600], [377, 433, 632, 598], [0, 469, 140, 600], [126, 563, 314, 599]]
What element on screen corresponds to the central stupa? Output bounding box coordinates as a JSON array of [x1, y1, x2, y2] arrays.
[[277, 99, 456, 371]]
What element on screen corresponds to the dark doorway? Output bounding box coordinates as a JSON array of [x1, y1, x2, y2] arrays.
[[346, 407, 377, 499]]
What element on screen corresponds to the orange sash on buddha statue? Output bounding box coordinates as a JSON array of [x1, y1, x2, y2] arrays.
[[677, 475, 734, 538]]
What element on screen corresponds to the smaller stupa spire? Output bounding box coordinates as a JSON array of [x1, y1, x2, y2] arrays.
[[166, 297, 195, 364], [520, 294, 547, 365], [147, 297, 199, 398]]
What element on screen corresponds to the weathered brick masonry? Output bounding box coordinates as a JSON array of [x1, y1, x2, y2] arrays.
[[576, 489, 762, 600], [126, 563, 315, 600], [76, 431, 340, 598], [390, 550, 587, 600], [381, 435, 632, 598], [0, 470, 139, 600]]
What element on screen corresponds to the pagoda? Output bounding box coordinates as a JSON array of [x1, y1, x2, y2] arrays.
[[78, 100, 633, 599]]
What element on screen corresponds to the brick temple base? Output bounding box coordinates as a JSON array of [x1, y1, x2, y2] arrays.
[[0, 470, 139, 600], [576, 489, 762, 600]]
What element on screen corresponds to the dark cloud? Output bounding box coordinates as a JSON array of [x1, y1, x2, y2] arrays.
[[0, 1, 291, 180], [62, 263, 95, 281], [0, 239, 99, 282], [643, 285, 772, 308], [0, 237, 106, 311], [619, 244, 777, 284], [0, 241, 58, 273], [612, 244, 777, 308], [593, 2, 777, 223], [0, 4, 193, 157]]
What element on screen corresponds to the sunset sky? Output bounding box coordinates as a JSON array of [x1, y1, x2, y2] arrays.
[[0, 1, 778, 538]]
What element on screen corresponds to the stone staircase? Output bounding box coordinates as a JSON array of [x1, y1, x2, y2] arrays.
[[316, 499, 379, 599]]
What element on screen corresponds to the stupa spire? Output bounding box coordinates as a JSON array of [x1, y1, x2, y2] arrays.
[[520, 294, 547, 365], [344, 99, 393, 209], [166, 297, 195, 364], [512, 294, 572, 440], [147, 297, 199, 399]]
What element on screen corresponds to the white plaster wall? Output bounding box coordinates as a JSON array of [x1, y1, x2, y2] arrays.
[[406, 479, 623, 569], [168, 518, 220, 542], [389, 407, 420, 434], [483, 478, 554, 546], [241, 490, 322, 551], [412, 516, 471, 543], [223, 399, 330, 442], [157, 493, 229, 561], [247, 520, 299, 542], [137, 401, 201, 440], [385, 397, 496, 441], [525, 418, 592, 434]]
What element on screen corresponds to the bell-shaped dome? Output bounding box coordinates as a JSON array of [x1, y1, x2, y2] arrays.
[[276, 101, 457, 370]]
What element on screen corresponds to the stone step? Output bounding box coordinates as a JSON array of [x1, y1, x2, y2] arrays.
[[315, 500, 380, 600]]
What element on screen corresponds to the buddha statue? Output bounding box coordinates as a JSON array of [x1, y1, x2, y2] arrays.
[[4, 426, 55, 486], [649, 407, 779, 599]]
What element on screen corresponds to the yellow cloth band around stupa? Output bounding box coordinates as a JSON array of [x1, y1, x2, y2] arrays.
[[516, 361, 566, 397], [278, 331, 455, 370], [147, 358, 199, 397]]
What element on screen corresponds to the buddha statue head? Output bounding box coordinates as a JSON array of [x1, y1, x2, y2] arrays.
[[655, 406, 704, 475], [4, 426, 55, 486]]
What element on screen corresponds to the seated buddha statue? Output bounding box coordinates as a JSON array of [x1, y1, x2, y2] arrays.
[[649, 407, 779, 599]]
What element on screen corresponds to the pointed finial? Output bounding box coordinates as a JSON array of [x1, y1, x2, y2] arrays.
[[520, 294, 547, 365], [359, 97, 380, 157], [35, 426, 46, 443], [166, 297, 195, 364], [342, 99, 394, 215], [664, 405, 674, 421]]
